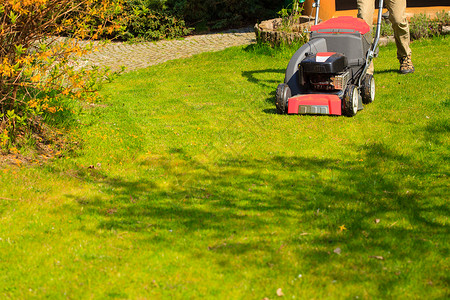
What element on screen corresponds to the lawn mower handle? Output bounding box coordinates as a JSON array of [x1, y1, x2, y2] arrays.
[[372, 0, 384, 53], [359, 0, 384, 85], [312, 0, 321, 25]]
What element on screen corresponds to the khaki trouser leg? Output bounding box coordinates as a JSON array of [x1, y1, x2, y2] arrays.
[[385, 0, 411, 59], [357, 0, 412, 72], [357, 0, 375, 74], [357, 0, 375, 27]]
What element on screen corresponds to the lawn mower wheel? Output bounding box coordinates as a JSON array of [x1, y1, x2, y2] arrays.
[[276, 83, 291, 114], [361, 74, 375, 104], [343, 84, 359, 117]]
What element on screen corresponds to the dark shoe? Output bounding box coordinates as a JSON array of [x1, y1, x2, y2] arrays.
[[399, 55, 415, 74]]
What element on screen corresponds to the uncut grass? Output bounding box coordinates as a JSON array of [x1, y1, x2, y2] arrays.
[[0, 37, 449, 298]]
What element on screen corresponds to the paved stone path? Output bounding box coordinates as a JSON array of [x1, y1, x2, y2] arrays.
[[78, 27, 256, 72]]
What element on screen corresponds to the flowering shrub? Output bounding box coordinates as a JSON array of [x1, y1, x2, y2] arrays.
[[0, 0, 123, 149]]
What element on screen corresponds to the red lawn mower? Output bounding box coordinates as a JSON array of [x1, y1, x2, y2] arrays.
[[276, 0, 384, 116]]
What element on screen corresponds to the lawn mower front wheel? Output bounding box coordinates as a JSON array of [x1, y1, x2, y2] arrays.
[[276, 83, 291, 114], [343, 84, 359, 117], [361, 74, 375, 104]]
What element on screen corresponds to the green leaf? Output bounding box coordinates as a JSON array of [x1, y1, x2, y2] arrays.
[[9, 11, 17, 24], [14, 44, 25, 56], [6, 110, 16, 119]]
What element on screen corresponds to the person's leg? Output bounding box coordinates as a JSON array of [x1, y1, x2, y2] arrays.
[[357, 0, 375, 26], [357, 0, 375, 74], [385, 0, 414, 73]]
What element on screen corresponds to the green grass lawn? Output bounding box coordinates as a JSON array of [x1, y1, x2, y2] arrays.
[[0, 36, 449, 299]]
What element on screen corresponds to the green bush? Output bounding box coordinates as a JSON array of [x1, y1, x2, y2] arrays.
[[435, 10, 450, 26], [409, 13, 441, 39], [60, 0, 192, 41], [379, 11, 449, 40], [120, 0, 192, 41], [60, 0, 283, 39], [380, 19, 394, 37], [168, 0, 283, 31]]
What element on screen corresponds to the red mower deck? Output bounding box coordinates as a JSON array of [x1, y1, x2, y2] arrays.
[[287, 94, 342, 115]]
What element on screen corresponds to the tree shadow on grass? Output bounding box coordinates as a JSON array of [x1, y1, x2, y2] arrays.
[[241, 69, 282, 113], [63, 142, 447, 229], [59, 140, 448, 293], [241, 69, 284, 90]]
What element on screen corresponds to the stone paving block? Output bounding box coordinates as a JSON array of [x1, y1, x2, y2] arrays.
[[77, 27, 256, 72]]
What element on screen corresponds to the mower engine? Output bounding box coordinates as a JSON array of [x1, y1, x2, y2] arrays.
[[299, 52, 350, 92]]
